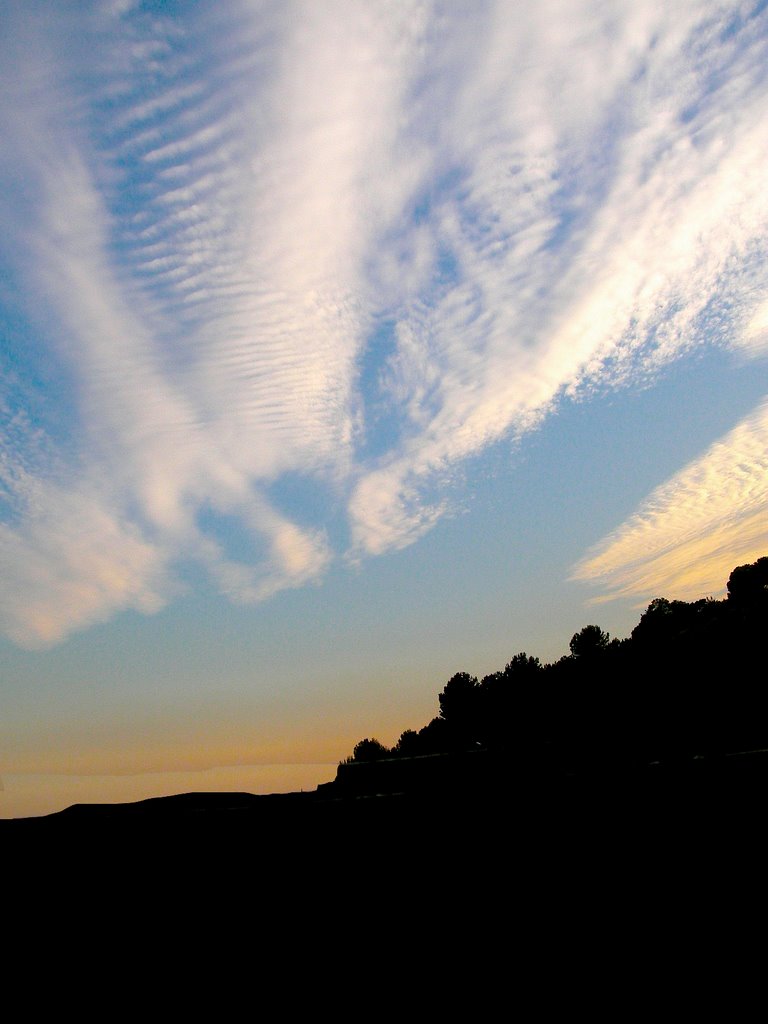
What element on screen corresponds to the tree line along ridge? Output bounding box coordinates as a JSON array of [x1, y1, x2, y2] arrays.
[[342, 557, 768, 771]]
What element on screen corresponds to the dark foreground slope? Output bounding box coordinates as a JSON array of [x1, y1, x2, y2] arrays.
[[6, 560, 767, 928], [5, 748, 768, 871], [6, 750, 768, 985]]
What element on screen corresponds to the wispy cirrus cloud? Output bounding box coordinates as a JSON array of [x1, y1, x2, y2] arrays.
[[572, 398, 768, 603], [1, 1, 767, 646], [349, 0, 768, 554]]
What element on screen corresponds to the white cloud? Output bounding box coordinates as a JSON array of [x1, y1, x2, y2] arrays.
[[2, 1, 768, 644], [348, 0, 768, 554], [0, 7, 331, 643], [741, 299, 768, 358], [0, 475, 169, 649], [572, 397, 768, 603]]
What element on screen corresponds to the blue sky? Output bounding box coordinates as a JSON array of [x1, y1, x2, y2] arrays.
[[2, 1, 768, 816]]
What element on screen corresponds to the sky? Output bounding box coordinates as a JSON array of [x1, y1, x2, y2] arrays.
[[2, 0, 768, 817]]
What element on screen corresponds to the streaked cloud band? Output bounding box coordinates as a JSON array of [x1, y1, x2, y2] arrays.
[[573, 397, 768, 603], [1, 1, 767, 645]]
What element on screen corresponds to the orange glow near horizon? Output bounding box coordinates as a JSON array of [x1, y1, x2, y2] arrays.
[[0, 762, 340, 820]]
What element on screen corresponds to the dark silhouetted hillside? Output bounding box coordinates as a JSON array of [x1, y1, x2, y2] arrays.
[[4, 556, 768, 886]]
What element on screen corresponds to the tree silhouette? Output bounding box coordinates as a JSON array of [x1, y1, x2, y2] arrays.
[[480, 654, 543, 751], [339, 555, 768, 774], [569, 625, 610, 659], [393, 729, 421, 757], [727, 557, 768, 605], [347, 738, 390, 763], [438, 672, 481, 748], [415, 717, 451, 754]]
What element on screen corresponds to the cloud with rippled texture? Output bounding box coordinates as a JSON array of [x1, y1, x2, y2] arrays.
[[572, 398, 768, 603], [1, 1, 768, 647]]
